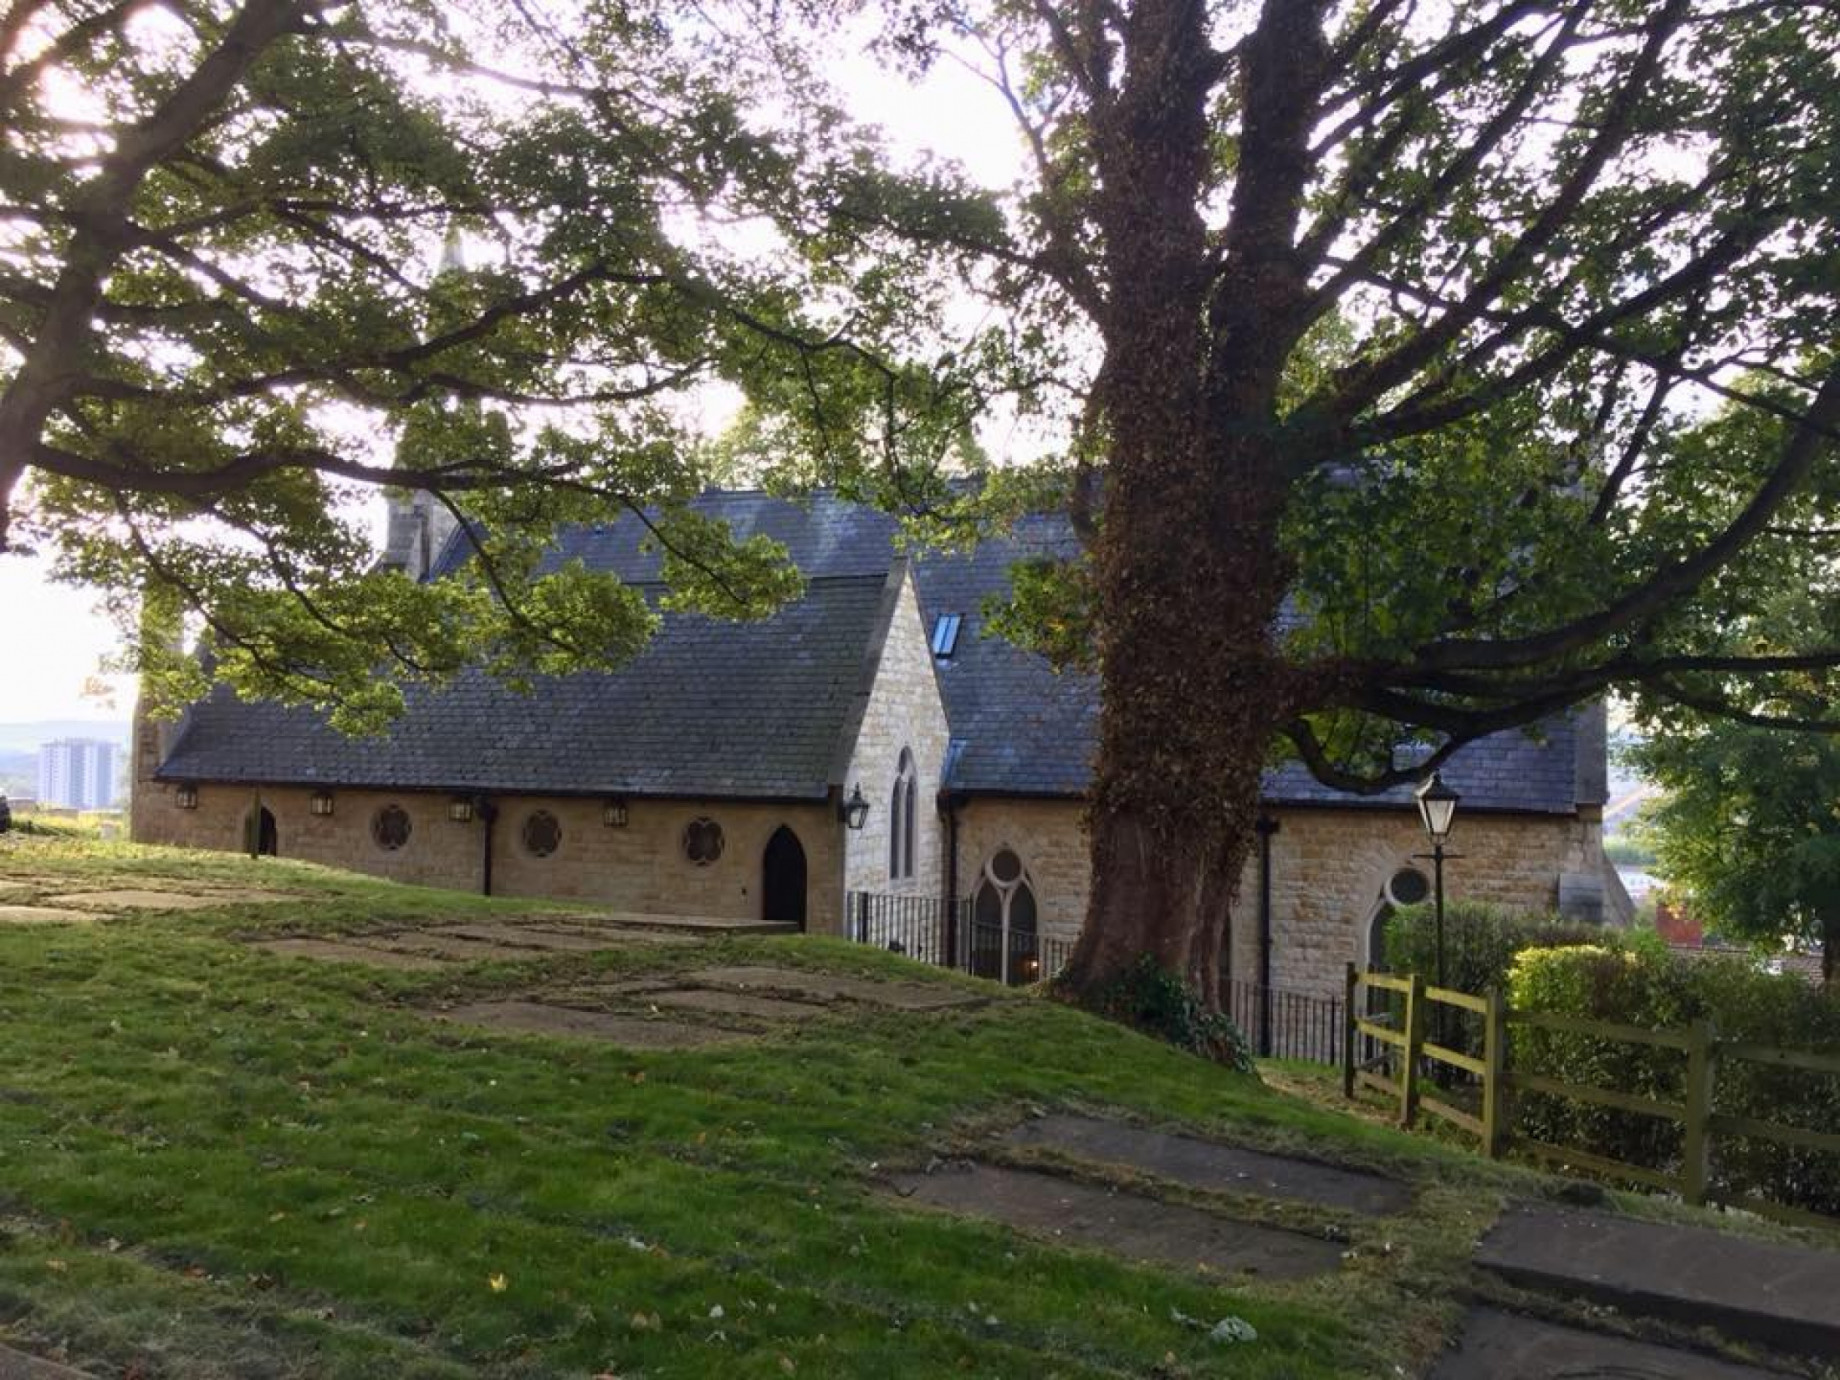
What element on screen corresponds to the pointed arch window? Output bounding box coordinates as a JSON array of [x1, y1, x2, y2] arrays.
[[889, 748, 917, 880], [970, 848, 1040, 986]]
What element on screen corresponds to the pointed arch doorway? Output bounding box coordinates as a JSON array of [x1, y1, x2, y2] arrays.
[[244, 805, 278, 857], [762, 825, 807, 930]]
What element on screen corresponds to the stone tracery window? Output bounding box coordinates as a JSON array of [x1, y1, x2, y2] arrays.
[[684, 817, 724, 865], [522, 810, 562, 858], [371, 804, 411, 852], [971, 848, 1039, 986], [889, 748, 917, 881]]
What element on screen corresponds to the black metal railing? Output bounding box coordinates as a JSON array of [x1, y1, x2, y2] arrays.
[[844, 892, 1073, 987], [1224, 978, 1346, 1065], [845, 891, 966, 968]]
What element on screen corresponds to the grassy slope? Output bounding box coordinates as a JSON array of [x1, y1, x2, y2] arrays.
[[0, 836, 1806, 1379]]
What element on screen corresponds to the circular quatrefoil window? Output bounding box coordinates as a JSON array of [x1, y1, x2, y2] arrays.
[[522, 810, 562, 858], [371, 804, 412, 852], [1385, 866, 1432, 908], [683, 817, 724, 865]]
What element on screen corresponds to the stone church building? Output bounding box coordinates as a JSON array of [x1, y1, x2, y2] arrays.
[[131, 490, 1628, 997]]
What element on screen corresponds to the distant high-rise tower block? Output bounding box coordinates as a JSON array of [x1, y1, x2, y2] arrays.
[[37, 737, 118, 810]]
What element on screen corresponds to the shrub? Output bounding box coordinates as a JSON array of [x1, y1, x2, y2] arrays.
[[1508, 945, 1840, 1216], [1088, 957, 1255, 1072], [1379, 903, 1618, 1059], [1383, 901, 1615, 997]]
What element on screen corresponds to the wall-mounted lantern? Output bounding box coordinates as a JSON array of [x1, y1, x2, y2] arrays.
[[309, 790, 335, 817], [839, 784, 870, 831], [448, 796, 475, 823], [175, 783, 199, 810], [602, 797, 629, 828]]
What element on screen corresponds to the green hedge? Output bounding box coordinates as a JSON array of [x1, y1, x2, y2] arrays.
[[1508, 945, 1840, 1217], [1382, 901, 1616, 997]]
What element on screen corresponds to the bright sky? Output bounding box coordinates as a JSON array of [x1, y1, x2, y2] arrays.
[[0, 556, 131, 722], [0, 27, 1017, 725]]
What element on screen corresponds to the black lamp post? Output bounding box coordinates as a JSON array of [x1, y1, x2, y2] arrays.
[[1414, 771, 1461, 1000]]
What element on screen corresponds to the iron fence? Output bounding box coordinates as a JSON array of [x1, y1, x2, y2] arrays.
[[1224, 978, 1346, 1065], [844, 892, 1073, 987]]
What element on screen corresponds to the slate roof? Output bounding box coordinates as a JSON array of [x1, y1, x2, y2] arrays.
[[909, 514, 1589, 815], [159, 573, 890, 800], [911, 514, 1097, 797], [159, 489, 1593, 815]]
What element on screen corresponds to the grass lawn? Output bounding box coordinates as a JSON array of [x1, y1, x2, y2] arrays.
[[0, 835, 1801, 1378]]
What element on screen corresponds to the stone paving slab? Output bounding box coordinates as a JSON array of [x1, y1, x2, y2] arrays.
[[889, 1163, 1343, 1280], [254, 938, 451, 972], [48, 889, 228, 911], [435, 1000, 747, 1050], [431, 923, 670, 952], [1430, 1308, 1793, 1379], [643, 987, 828, 1022], [0, 906, 93, 925], [0, 1343, 92, 1378], [687, 965, 982, 1011], [363, 934, 559, 964], [594, 911, 799, 935], [1003, 1114, 1413, 1216], [1475, 1205, 1840, 1358]]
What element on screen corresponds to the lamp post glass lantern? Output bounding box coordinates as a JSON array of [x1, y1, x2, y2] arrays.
[[841, 785, 869, 831], [1413, 773, 1461, 1051]]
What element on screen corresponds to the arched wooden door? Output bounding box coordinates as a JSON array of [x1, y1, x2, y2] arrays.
[[245, 806, 278, 857], [762, 826, 807, 929]]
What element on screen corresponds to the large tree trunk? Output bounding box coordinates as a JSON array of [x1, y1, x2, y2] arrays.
[[1056, 0, 1320, 1011], [1058, 445, 1293, 1007]]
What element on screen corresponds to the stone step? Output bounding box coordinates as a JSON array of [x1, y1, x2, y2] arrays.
[[575, 912, 800, 936], [1475, 1205, 1840, 1358], [1003, 1113, 1412, 1216], [1431, 1308, 1794, 1378], [889, 1163, 1345, 1280], [0, 1343, 93, 1378]]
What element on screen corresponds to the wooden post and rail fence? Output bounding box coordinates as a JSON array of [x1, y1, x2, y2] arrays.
[[1341, 964, 1840, 1228]]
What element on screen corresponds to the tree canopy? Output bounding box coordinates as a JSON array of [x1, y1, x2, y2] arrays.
[[7, 0, 1840, 1000], [0, 0, 980, 727], [1632, 719, 1840, 984]]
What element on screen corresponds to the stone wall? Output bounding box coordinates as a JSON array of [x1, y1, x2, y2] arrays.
[[1232, 806, 1606, 998], [132, 780, 844, 932], [947, 796, 1606, 996], [841, 567, 951, 898], [954, 797, 1091, 940]]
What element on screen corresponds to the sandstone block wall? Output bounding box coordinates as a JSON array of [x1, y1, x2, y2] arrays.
[[842, 569, 951, 899], [953, 797, 1091, 938], [950, 797, 1603, 996], [1234, 807, 1604, 997], [132, 780, 844, 931]]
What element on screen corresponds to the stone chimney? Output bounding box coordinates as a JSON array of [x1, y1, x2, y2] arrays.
[[379, 490, 460, 583]]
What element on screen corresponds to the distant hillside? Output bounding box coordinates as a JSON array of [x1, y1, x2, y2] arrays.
[[0, 720, 130, 753]]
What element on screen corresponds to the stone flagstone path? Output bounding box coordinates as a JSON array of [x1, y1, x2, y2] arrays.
[[435, 1000, 747, 1050], [890, 1162, 1344, 1280], [254, 938, 451, 971], [682, 964, 984, 1011], [1003, 1113, 1412, 1216], [1473, 1204, 1840, 1359], [0, 1343, 91, 1378], [1430, 1308, 1795, 1379]]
